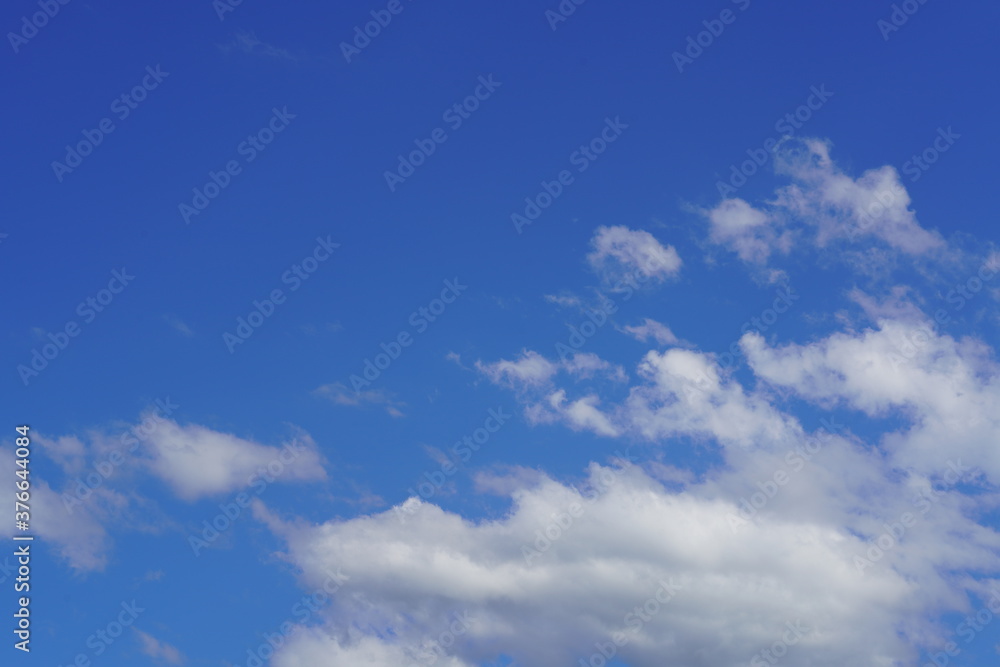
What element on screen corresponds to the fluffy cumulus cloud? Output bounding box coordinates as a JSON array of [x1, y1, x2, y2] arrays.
[[741, 317, 1000, 481], [705, 198, 792, 265], [587, 225, 682, 286], [478, 343, 800, 450], [138, 419, 326, 501], [258, 319, 1000, 665], [474, 350, 559, 390], [256, 451, 999, 667], [476, 349, 626, 435], [271, 629, 474, 667], [704, 138, 945, 270], [26, 414, 327, 570], [248, 144, 1000, 667], [773, 139, 944, 253]]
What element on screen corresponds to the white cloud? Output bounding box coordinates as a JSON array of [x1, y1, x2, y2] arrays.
[[20, 467, 174, 572], [741, 317, 1000, 482], [775, 138, 944, 253], [525, 390, 620, 437], [255, 455, 999, 667], [478, 344, 798, 448], [561, 351, 626, 382], [272, 629, 473, 667], [477, 349, 627, 424], [704, 140, 945, 274], [264, 320, 995, 665], [33, 433, 88, 476], [705, 197, 792, 265], [134, 628, 185, 665], [475, 350, 559, 390], [619, 347, 808, 451], [543, 293, 583, 308], [444, 351, 474, 372], [620, 318, 681, 346], [28, 478, 111, 571], [315, 382, 406, 418], [25, 415, 328, 570], [140, 420, 326, 501], [587, 225, 682, 286], [240, 163, 1000, 665]]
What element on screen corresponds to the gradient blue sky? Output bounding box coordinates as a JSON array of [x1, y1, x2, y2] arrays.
[[3, 1, 1000, 666]]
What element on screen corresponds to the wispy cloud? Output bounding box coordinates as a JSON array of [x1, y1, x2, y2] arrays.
[[588, 225, 683, 287], [620, 318, 685, 346], [163, 315, 194, 338], [219, 30, 298, 62], [134, 628, 185, 665], [315, 382, 406, 418]]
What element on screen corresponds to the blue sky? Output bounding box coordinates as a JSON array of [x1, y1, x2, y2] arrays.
[[4, 0, 1000, 665]]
